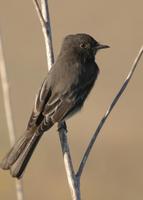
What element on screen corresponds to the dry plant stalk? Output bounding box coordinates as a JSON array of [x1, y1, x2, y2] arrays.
[[76, 46, 143, 177], [0, 37, 24, 200], [33, 1, 143, 199], [33, 0, 80, 198]]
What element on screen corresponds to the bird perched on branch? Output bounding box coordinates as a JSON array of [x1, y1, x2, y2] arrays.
[[0, 33, 109, 178]]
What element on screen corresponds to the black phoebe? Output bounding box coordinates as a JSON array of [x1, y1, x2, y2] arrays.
[[0, 33, 109, 178]]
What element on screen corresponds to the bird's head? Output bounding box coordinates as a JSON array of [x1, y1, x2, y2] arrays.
[[61, 33, 109, 61]]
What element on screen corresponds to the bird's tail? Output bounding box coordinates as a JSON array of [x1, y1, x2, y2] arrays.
[[0, 119, 53, 178]]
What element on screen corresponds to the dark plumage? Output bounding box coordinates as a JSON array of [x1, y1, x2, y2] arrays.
[[0, 33, 109, 178]]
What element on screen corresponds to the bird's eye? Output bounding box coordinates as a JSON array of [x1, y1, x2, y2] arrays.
[[80, 43, 89, 49]]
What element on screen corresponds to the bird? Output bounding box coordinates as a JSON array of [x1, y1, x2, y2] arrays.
[[0, 33, 109, 179]]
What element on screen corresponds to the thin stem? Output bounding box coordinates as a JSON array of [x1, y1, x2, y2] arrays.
[[33, 1, 80, 199], [58, 122, 81, 200], [40, 0, 54, 69], [33, 0, 45, 26], [0, 37, 24, 200], [33, 0, 54, 70], [76, 46, 143, 178]]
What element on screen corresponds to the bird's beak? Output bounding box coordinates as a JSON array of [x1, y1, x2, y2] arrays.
[[96, 43, 110, 50]]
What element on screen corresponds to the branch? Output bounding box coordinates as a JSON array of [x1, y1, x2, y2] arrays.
[[76, 46, 143, 178], [33, 0, 54, 70], [33, 1, 80, 199], [33, 0, 45, 26], [58, 122, 81, 200], [0, 37, 24, 200]]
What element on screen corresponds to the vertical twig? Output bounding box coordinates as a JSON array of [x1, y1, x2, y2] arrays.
[[41, 0, 54, 69], [58, 122, 81, 200], [33, 1, 80, 199], [33, 0, 54, 69], [0, 37, 24, 200], [76, 46, 143, 178]]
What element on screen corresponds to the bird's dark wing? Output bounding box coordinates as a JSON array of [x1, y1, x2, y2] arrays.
[[27, 78, 51, 130], [42, 72, 97, 123], [40, 90, 73, 122], [28, 62, 98, 128]]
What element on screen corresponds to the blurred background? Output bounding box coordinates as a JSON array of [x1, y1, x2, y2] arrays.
[[0, 0, 143, 199]]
